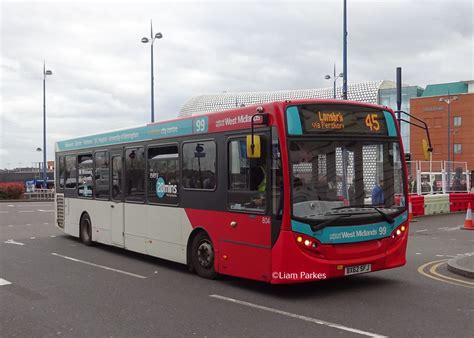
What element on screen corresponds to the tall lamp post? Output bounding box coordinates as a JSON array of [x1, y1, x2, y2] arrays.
[[439, 94, 458, 190], [141, 21, 163, 123], [324, 63, 344, 99], [342, 0, 348, 100], [43, 62, 53, 188]]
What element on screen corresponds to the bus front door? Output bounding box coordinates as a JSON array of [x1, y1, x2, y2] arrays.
[[110, 151, 125, 247]]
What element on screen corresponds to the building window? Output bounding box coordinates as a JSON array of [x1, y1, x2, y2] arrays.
[[148, 145, 179, 205], [453, 116, 462, 127], [182, 141, 216, 190], [64, 155, 77, 189], [227, 137, 267, 212], [454, 144, 462, 154], [94, 151, 109, 199], [125, 147, 145, 202]]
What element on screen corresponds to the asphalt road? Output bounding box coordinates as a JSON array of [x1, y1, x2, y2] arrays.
[[1, 201, 473, 337]]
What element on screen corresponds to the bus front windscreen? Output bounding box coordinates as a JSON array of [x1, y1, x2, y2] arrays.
[[289, 139, 406, 224]]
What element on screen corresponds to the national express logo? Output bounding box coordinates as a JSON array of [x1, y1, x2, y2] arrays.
[[156, 177, 178, 198]]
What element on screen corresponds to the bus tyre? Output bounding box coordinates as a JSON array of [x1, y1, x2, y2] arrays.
[[80, 214, 93, 246], [191, 232, 217, 279]]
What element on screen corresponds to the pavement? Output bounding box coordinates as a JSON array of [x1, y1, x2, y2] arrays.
[[448, 255, 474, 279], [1, 201, 474, 337]]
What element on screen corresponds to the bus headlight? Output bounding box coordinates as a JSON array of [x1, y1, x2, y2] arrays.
[[294, 233, 319, 251], [391, 224, 407, 238]]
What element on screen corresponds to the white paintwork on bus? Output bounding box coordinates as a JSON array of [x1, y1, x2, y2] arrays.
[[59, 197, 194, 265]]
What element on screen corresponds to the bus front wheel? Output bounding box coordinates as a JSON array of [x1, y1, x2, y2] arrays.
[[80, 213, 93, 246], [191, 232, 217, 279]]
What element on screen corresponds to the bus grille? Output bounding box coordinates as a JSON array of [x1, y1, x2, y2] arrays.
[[56, 193, 65, 228]]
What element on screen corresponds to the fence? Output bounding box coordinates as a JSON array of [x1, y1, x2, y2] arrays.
[[408, 160, 471, 195], [24, 189, 55, 201]]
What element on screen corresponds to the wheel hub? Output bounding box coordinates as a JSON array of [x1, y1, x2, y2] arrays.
[[197, 241, 213, 268]]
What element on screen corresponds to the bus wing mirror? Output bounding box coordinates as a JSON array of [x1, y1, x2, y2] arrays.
[[246, 135, 261, 158]]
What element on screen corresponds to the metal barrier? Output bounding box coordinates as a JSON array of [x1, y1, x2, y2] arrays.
[[24, 189, 55, 201], [408, 160, 470, 195], [424, 194, 450, 215]]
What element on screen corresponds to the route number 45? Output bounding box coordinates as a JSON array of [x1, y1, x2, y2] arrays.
[[365, 114, 380, 132]]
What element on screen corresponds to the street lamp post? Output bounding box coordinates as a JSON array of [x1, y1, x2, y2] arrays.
[[342, 0, 348, 100], [141, 21, 163, 123], [324, 63, 344, 99], [43, 62, 53, 188], [439, 94, 458, 190]]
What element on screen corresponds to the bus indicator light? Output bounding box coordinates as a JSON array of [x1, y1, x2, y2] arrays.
[[296, 236, 303, 243]]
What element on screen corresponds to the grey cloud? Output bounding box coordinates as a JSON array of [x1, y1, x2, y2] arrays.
[[1, 0, 472, 168]]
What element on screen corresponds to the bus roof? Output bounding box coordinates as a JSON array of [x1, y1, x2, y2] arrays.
[[56, 99, 392, 152]]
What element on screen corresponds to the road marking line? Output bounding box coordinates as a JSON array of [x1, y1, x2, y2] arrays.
[[416, 229, 428, 233], [0, 211, 8, 214], [418, 260, 474, 289], [209, 294, 387, 338], [38, 209, 54, 212], [429, 262, 474, 286], [435, 255, 445, 257], [438, 227, 449, 230], [51, 253, 147, 279], [416, 253, 422, 255], [8, 205, 14, 207], [19, 210, 35, 213], [445, 226, 459, 231], [0, 278, 12, 286], [26, 224, 31, 226], [4, 239, 25, 246], [43, 223, 49, 225], [8, 225, 14, 227], [30, 237, 36, 239], [50, 235, 56, 238]]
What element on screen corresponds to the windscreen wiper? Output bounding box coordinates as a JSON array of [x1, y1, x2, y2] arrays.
[[311, 214, 352, 232], [333, 205, 394, 224]]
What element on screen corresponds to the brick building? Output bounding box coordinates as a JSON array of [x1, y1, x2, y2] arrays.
[[410, 81, 474, 170]]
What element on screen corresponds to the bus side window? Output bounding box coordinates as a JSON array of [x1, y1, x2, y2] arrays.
[[182, 141, 216, 191], [78, 154, 93, 198], [64, 155, 77, 189], [148, 145, 179, 205], [94, 151, 110, 199], [58, 156, 65, 189], [228, 136, 267, 213], [125, 147, 145, 202], [112, 156, 122, 200]]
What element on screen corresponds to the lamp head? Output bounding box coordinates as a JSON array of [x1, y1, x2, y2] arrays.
[[36, 147, 42, 152], [155, 32, 163, 39], [45, 70, 52, 76], [141, 37, 149, 43], [324, 75, 331, 80], [339, 73, 344, 77]]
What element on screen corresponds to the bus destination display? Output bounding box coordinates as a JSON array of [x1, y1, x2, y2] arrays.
[[298, 105, 389, 135]]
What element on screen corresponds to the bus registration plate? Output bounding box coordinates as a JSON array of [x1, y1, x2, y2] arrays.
[[344, 264, 371, 276]]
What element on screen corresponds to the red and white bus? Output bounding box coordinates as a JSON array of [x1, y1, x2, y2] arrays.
[[55, 99, 409, 283]]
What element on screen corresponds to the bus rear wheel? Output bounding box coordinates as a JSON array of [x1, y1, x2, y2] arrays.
[[191, 232, 217, 279], [80, 213, 93, 246]]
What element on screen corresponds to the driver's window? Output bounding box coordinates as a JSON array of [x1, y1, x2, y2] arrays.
[[227, 136, 267, 213]]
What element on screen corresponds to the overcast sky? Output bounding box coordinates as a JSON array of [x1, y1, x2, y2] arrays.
[[1, 0, 472, 169]]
